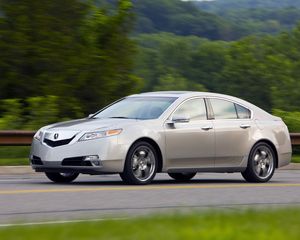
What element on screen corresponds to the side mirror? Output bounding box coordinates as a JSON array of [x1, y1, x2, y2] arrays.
[[88, 113, 94, 118], [171, 114, 190, 123]]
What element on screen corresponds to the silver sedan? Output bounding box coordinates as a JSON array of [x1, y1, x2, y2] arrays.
[[30, 91, 292, 184]]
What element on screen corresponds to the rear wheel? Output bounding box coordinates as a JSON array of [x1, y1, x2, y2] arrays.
[[168, 172, 196, 182], [242, 142, 275, 183], [120, 141, 158, 185], [45, 172, 79, 183]]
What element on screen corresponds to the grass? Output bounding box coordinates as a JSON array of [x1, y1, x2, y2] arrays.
[[0, 146, 29, 166], [0, 208, 300, 240], [292, 155, 300, 163], [0, 158, 28, 166]]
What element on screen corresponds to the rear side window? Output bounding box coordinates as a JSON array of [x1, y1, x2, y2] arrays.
[[210, 99, 237, 119], [235, 104, 251, 119]]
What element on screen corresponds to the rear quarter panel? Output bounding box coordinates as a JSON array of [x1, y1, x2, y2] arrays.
[[254, 119, 292, 167]]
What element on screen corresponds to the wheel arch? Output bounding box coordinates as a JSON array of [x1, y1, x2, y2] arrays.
[[127, 137, 163, 173], [251, 139, 279, 168]]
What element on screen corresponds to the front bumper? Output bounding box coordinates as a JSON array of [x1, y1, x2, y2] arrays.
[[30, 136, 127, 174]]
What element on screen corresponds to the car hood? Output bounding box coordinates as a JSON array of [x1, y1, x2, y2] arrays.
[[45, 118, 138, 132]]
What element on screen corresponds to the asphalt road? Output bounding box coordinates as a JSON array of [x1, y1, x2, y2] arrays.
[[0, 170, 300, 225]]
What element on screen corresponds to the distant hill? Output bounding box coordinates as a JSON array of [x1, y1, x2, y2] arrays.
[[94, 0, 300, 40], [194, 0, 300, 12], [132, 0, 234, 40]]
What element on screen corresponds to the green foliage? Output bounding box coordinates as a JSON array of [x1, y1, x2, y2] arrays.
[[0, 0, 141, 118], [154, 72, 206, 92], [0, 99, 23, 129], [24, 96, 84, 130], [0, 96, 83, 130], [134, 25, 300, 115], [0, 0, 300, 133], [1, 209, 300, 239], [25, 96, 60, 130], [77, 0, 143, 112], [273, 109, 300, 132]]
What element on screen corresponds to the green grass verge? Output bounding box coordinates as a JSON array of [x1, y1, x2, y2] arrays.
[[292, 155, 300, 163], [0, 158, 28, 166], [0, 208, 300, 240], [0, 146, 29, 165]]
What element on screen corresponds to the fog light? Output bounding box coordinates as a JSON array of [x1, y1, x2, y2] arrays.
[[84, 155, 100, 166]]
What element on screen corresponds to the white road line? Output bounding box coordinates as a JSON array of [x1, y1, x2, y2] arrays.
[[0, 217, 127, 228]]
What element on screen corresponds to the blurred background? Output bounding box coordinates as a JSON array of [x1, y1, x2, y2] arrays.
[[1, 0, 300, 130], [0, 0, 300, 162]]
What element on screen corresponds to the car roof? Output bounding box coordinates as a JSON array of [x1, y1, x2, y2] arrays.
[[129, 91, 237, 99]]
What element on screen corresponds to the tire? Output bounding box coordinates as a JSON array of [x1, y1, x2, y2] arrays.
[[168, 172, 196, 182], [45, 172, 79, 183], [241, 142, 276, 183], [120, 141, 158, 185]]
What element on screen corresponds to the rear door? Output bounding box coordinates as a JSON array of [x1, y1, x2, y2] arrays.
[[208, 98, 254, 168]]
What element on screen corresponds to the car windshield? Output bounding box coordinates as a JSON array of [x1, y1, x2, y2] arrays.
[[93, 97, 177, 120]]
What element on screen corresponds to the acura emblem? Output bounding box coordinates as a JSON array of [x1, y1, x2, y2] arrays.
[[54, 133, 59, 140]]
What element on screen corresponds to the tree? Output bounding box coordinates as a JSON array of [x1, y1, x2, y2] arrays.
[[76, 0, 143, 113], [154, 72, 206, 92], [0, 0, 141, 120]]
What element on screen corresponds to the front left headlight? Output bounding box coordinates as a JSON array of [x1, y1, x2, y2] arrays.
[[79, 129, 122, 142], [34, 130, 43, 141]]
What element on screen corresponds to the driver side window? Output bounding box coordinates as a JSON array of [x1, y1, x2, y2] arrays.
[[173, 98, 207, 121]]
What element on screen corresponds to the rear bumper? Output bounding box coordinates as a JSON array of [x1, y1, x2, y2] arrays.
[[278, 152, 292, 168]]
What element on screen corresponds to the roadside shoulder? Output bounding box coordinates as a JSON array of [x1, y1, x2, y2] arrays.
[[0, 166, 33, 175]]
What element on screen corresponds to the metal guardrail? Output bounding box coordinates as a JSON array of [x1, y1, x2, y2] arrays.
[[0, 131, 299, 146], [0, 131, 35, 146], [291, 133, 300, 146]]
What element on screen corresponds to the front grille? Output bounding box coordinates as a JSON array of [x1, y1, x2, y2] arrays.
[[43, 136, 75, 147], [62, 157, 92, 166], [31, 155, 43, 165]]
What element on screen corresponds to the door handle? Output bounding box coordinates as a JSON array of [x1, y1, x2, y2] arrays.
[[201, 126, 213, 131], [240, 124, 251, 129]]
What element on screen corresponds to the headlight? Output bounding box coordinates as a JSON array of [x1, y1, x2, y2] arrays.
[[34, 130, 43, 141], [79, 129, 122, 141]]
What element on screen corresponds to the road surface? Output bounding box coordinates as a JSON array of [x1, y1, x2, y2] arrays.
[[0, 170, 299, 225]]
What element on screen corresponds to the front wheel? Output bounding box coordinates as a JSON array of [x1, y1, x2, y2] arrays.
[[168, 172, 196, 182], [45, 172, 79, 183], [120, 141, 158, 185], [242, 142, 276, 183]]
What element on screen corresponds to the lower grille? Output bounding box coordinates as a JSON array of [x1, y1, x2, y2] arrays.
[[62, 157, 92, 166], [43, 136, 75, 147], [31, 156, 43, 165]]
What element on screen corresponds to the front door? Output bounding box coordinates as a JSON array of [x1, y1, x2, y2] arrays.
[[164, 98, 215, 169]]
